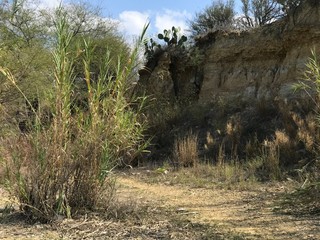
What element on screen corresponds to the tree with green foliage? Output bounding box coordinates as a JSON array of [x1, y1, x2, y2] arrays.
[[239, 0, 303, 28], [276, 0, 301, 14], [0, 0, 130, 109], [189, 0, 235, 37], [0, 0, 47, 46], [0, 0, 51, 107], [239, 0, 283, 28], [40, 2, 131, 80]]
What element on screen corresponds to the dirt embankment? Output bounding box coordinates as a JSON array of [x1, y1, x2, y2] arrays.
[[139, 1, 320, 105]]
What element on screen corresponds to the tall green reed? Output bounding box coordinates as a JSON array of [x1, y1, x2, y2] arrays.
[[1, 7, 149, 222]]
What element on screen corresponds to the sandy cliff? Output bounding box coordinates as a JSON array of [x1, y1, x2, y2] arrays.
[[139, 1, 320, 105], [199, 0, 320, 103]]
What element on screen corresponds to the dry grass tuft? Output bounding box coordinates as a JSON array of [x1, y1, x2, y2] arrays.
[[225, 115, 242, 146], [173, 131, 199, 169], [262, 139, 281, 180], [293, 113, 317, 151]]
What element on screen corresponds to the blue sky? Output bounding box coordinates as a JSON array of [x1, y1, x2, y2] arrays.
[[96, 0, 215, 36], [40, 0, 242, 37], [101, 1, 214, 17], [100, 0, 242, 37]]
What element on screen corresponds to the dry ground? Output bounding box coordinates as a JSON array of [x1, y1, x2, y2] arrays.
[[0, 169, 319, 239]]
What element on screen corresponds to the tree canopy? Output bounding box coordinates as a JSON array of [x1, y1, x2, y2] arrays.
[[189, 0, 303, 37], [189, 0, 235, 37], [0, 0, 130, 106]]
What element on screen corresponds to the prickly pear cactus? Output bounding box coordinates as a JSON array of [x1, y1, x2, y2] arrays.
[[157, 27, 187, 47]]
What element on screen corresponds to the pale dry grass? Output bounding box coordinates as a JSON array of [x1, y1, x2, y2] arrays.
[[292, 113, 317, 151], [225, 115, 242, 150], [173, 131, 199, 168], [262, 139, 281, 180]]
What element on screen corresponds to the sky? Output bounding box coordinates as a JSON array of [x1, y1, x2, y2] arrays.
[[99, 0, 214, 36], [38, 0, 242, 37]]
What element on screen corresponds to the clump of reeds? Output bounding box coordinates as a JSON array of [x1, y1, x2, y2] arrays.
[[0, 8, 149, 222]]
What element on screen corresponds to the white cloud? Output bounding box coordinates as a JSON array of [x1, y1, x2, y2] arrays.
[[117, 9, 192, 46], [37, 0, 61, 9], [119, 11, 150, 36], [155, 9, 191, 35]]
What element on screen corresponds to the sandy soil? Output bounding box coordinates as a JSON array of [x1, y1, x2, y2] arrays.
[[117, 172, 320, 239], [0, 170, 319, 239]]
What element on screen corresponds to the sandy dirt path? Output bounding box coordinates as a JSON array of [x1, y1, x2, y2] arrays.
[[0, 173, 319, 239], [117, 174, 320, 240]]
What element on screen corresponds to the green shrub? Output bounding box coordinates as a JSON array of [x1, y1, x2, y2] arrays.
[[0, 8, 149, 222], [282, 50, 320, 214], [189, 0, 235, 37]]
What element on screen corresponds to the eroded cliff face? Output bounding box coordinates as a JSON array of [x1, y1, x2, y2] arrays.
[[199, 0, 320, 103], [138, 1, 320, 105], [138, 49, 199, 104]]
